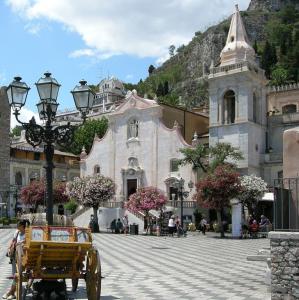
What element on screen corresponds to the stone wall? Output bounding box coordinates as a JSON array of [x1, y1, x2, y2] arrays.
[[0, 87, 10, 191], [270, 232, 299, 299]]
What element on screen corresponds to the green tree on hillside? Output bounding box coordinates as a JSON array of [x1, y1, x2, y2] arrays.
[[279, 4, 298, 24], [270, 66, 289, 86], [148, 65, 156, 75], [163, 81, 169, 95], [261, 40, 277, 78], [11, 125, 22, 137], [156, 82, 165, 97], [64, 118, 108, 155]]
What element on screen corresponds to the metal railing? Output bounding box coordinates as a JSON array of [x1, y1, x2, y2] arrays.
[[273, 178, 299, 231]]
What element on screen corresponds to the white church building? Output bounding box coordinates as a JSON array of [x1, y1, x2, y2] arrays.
[[79, 90, 196, 228]]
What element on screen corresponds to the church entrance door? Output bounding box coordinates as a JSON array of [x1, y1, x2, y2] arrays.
[[127, 179, 137, 199]]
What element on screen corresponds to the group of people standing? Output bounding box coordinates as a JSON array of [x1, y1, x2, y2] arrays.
[[168, 215, 185, 237], [116, 215, 129, 234]]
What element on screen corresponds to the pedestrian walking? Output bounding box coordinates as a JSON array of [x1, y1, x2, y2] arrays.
[[3, 220, 29, 299], [88, 215, 95, 233], [122, 215, 129, 235], [200, 217, 207, 235]]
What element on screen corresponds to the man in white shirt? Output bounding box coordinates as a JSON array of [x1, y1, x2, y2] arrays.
[[168, 215, 175, 236]]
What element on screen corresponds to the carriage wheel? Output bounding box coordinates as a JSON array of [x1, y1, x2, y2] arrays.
[[15, 246, 23, 300], [85, 249, 101, 300]]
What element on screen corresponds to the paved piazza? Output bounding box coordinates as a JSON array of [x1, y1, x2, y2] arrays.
[[0, 229, 271, 300]]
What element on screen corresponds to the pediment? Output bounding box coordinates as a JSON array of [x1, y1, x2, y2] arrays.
[[111, 90, 159, 115]]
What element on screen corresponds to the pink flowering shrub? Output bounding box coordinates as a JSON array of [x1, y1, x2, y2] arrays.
[[125, 186, 167, 214], [20, 179, 69, 212]]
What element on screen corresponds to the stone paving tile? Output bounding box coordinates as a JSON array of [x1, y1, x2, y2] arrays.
[[0, 229, 271, 299]]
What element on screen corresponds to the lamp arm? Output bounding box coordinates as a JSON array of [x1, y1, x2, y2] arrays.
[[13, 109, 29, 126], [12, 111, 44, 148]]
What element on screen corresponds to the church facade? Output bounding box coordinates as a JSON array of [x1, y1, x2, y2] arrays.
[[80, 90, 196, 203]]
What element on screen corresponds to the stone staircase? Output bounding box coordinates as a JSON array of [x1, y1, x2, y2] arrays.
[[72, 207, 146, 233], [72, 202, 165, 233]]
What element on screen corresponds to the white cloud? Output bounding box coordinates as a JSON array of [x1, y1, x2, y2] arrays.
[[6, 0, 251, 60], [24, 22, 42, 35], [10, 107, 41, 130], [125, 74, 133, 80], [69, 48, 119, 60]]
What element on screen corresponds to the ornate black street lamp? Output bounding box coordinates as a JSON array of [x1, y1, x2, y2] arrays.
[[173, 178, 194, 230], [7, 72, 95, 225]]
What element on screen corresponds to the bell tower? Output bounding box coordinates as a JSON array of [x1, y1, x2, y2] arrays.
[[208, 5, 267, 175]]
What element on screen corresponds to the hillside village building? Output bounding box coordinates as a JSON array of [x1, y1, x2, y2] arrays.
[[56, 77, 126, 123]]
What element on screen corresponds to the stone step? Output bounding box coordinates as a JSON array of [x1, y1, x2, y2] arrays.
[[247, 255, 269, 262]]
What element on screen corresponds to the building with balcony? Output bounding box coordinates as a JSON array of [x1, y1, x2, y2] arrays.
[[56, 77, 127, 123], [8, 131, 80, 216]]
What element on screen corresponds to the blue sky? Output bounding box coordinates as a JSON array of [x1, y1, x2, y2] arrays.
[[0, 0, 250, 127]]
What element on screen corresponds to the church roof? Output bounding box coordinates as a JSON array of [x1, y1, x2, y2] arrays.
[[110, 90, 159, 115], [220, 4, 255, 66]]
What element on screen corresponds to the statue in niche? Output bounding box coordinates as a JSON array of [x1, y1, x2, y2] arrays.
[[128, 157, 138, 168], [128, 119, 138, 139]]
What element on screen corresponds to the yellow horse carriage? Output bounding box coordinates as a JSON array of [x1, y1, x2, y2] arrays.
[[15, 214, 101, 300]]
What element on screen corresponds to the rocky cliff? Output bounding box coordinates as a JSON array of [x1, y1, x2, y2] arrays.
[[248, 0, 299, 11], [132, 0, 299, 108]]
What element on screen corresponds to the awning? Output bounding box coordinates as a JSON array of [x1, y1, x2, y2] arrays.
[[261, 192, 274, 202]]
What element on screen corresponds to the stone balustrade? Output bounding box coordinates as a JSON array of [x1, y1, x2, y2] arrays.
[[268, 83, 299, 94], [269, 231, 299, 299], [166, 200, 197, 208], [209, 61, 264, 77]]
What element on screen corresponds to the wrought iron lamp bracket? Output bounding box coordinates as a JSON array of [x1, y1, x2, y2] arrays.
[[53, 123, 76, 148]]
